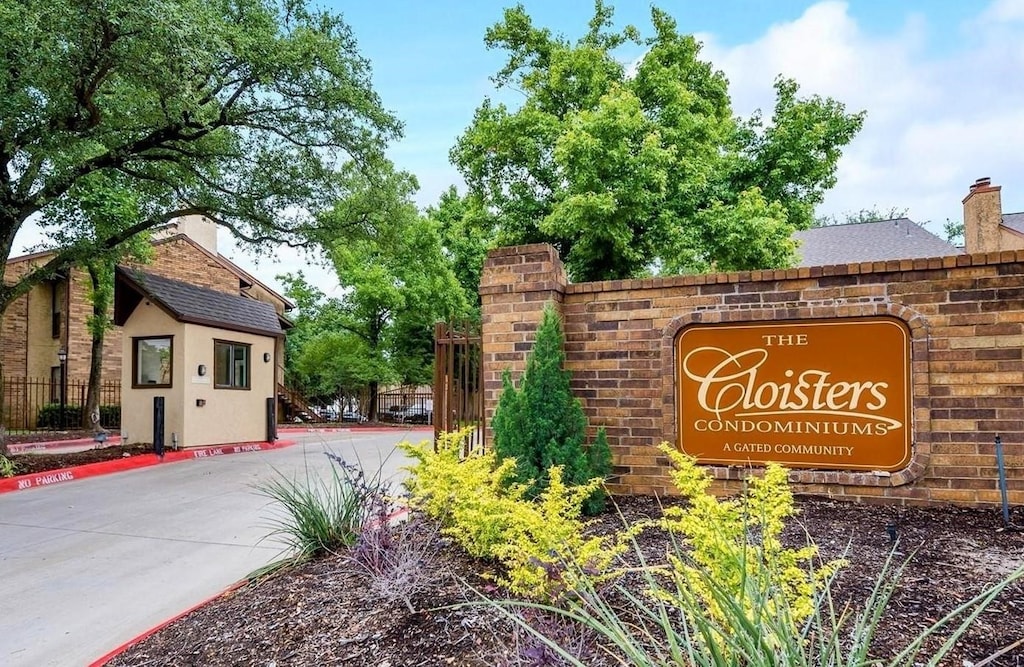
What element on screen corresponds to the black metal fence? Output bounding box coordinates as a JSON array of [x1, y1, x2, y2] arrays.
[[376, 390, 433, 424], [1, 377, 121, 432]]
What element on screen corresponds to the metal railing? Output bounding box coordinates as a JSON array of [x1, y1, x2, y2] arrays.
[[433, 321, 483, 450], [1, 376, 121, 432]]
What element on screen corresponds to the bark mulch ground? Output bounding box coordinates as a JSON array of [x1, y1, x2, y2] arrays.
[[104, 496, 1024, 667], [3, 431, 158, 476]]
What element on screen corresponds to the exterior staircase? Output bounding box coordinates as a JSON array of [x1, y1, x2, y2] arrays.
[[276, 381, 324, 423]]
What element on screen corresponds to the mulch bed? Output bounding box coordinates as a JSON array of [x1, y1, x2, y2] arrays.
[[2, 431, 156, 477], [106, 496, 1024, 667]]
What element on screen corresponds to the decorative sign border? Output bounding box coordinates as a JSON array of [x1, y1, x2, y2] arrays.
[[675, 317, 912, 472]]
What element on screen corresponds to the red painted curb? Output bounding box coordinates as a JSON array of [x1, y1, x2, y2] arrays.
[[278, 425, 433, 434], [90, 505, 411, 666], [87, 579, 248, 667], [0, 439, 297, 494]]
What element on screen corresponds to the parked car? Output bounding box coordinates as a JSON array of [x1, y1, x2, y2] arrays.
[[375, 404, 400, 423], [341, 410, 366, 423], [402, 405, 433, 424]]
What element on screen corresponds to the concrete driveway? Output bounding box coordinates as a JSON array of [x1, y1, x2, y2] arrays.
[[0, 428, 426, 667]]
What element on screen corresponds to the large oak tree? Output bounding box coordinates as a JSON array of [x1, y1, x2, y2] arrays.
[[0, 0, 401, 313], [451, 2, 866, 282]]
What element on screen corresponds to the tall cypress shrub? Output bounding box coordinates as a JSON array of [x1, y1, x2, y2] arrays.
[[493, 303, 610, 513]]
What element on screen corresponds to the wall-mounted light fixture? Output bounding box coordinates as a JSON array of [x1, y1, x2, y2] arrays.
[[263, 352, 271, 363], [197, 364, 207, 376]]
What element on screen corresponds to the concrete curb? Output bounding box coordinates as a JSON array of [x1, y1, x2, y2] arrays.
[[89, 506, 412, 666], [0, 439, 297, 494], [7, 435, 124, 454]]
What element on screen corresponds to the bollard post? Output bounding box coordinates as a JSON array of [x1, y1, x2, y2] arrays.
[[994, 435, 1010, 528]]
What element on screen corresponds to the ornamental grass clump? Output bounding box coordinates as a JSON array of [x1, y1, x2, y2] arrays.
[[401, 428, 623, 600], [257, 451, 389, 562]]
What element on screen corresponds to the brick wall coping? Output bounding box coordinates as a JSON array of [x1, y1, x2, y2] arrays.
[[563, 249, 1024, 294]]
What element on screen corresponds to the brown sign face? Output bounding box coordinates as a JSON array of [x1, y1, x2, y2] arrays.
[[675, 317, 912, 471]]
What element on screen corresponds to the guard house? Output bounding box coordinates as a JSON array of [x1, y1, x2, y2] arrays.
[[114, 267, 284, 448]]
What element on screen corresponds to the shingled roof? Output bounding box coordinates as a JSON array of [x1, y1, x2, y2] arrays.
[[114, 267, 284, 337], [791, 218, 963, 267], [1002, 212, 1024, 235]]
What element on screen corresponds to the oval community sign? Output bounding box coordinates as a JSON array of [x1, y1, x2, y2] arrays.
[[675, 317, 912, 472]]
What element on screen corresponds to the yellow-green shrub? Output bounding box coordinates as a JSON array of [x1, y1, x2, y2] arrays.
[[401, 429, 622, 599], [653, 442, 843, 630]]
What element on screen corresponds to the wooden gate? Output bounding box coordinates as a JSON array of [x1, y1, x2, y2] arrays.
[[433, 322, 483, 450]]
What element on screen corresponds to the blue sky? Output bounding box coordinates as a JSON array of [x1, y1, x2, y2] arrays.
[[332, 0, 998, 209], [12, 1, 1024, 293], [247, 0, 1023, 294]]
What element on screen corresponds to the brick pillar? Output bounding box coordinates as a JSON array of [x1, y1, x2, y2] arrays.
[[962, 177, 1003, 254], [479, 244, 568, 444]]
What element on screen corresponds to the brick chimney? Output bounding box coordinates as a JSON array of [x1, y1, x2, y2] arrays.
[[962, 177, 1002, 254]]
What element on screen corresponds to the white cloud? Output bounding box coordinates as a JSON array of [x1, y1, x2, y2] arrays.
[[699, 0, 1024, 230], [980, 0, 1024, 23]]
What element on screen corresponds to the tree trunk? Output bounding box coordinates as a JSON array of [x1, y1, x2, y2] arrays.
[[368, 380, 379, 422], [84, 266, 107, 434]]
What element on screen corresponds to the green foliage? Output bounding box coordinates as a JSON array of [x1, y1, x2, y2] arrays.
[[35, 403, 119, 429], [257, 453, 387, 562], [492, 304, 609, 513], [496, 545, 1023, 666], [944, 218, 965, 246], [814, 206, 910, 227], [451, 3, 864, 281], [0, 0, 400, 313], [0, 454, 18, 478], [35, 403, 82, 429], [281, 163, 471, 413], [652, 444, 841, 635], [401, 429, 622, 600], [426, 187, 497, 314], [485, 449, 1024, 666]]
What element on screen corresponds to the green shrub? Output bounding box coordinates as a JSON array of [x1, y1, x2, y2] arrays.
[[35, 403, 82, 429], [35, 403, 119, 429], [487, 450, 1024, 665], [652, 443, 841, 632], [495, 545, 1023, 666], [401, 429, 623, 600], [492, 303, 610, 514], [99, 404, 121, 428]]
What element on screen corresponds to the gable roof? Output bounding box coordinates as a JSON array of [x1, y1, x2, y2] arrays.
[[114, 267, 285, 338], [792, 218, 963, 267], [1003, 212, 1024, 235], [152, 234, 295, 312]]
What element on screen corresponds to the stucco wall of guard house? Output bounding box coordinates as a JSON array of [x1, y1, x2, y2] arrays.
[[120, 301, 186, 447], [180, 324, 276, 447], [480, 243, 1024, 507], [121, 305, 276, 448]]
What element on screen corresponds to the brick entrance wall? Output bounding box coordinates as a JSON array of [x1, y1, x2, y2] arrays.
[[480, 243, 1024, 507]]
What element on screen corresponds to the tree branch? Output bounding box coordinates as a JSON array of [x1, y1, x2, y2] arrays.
[[0, 206, 204, 309]]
